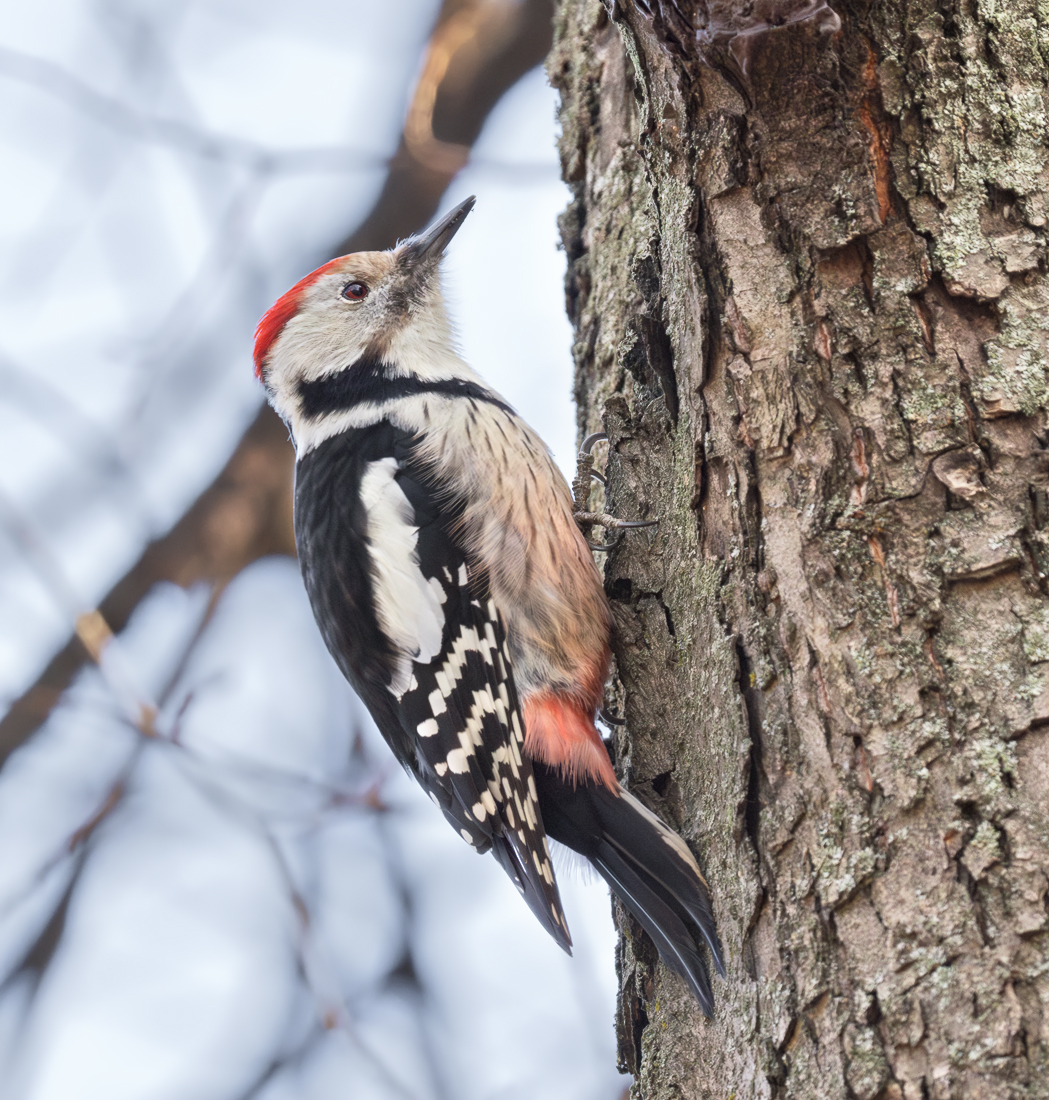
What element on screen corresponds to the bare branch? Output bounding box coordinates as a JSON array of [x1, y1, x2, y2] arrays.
[[334, 0, 555, 254], [0, 406, 296, 766]]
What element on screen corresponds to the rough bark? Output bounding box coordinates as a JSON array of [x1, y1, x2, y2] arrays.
[[549, 2, 1049, 1097]]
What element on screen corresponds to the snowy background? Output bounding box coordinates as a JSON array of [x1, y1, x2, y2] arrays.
[[0, 2, 626, 1097]]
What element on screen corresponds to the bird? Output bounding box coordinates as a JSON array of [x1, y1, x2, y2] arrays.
[[254, 196, 725, 1013]]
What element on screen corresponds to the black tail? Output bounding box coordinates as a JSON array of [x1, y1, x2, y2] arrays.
[[533, 762, 725, 1016]]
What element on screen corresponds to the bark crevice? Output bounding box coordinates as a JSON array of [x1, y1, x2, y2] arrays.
[[551, 0, 1049, 1094]]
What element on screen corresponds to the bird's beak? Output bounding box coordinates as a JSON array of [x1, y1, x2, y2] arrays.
[[406, 195, 476, 262]]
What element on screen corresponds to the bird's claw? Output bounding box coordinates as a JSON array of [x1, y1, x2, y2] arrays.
[[572, 433, 658, 549]]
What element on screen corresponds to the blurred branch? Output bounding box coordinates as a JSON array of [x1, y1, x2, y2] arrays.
[[0, 407, 295, 766], [336, 0, 555, 253], [166, 747, 414, 1095], [0, 22, 556, 183], [0, 354, 137, 485], [0, 43, 386, 172], [230, 1026, 327, 1100], [405, 1, 516, 174], [1, 857, 85, 1010], [0, 10, 562, 1086], [0, 0, 555, 768]]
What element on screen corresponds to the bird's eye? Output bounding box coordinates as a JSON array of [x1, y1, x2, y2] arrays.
[[342, 282, 368, 301]]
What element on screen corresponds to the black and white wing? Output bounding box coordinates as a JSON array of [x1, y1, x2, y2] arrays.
[[294, 421, 571, 952]]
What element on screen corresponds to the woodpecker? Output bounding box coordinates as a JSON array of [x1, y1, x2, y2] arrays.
[[255, 197, 725, 1013]]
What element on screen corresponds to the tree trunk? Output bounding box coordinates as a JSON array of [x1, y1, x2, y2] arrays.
[[548, 2, 1049, 1097]]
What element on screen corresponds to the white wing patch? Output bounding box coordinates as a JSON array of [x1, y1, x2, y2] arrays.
[[359, 457, 445, 697]]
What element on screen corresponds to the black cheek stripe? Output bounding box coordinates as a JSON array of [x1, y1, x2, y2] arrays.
[[297, 358, 514, 419]]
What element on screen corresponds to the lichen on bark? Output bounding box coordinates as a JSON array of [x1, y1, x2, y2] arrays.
[[549, 1, 1049, 1096]]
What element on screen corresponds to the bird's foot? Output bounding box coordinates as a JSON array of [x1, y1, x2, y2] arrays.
[[572, 432, 658, 551]]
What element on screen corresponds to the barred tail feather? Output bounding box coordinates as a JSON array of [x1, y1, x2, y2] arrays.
[[532, 762, 724, 1017]]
